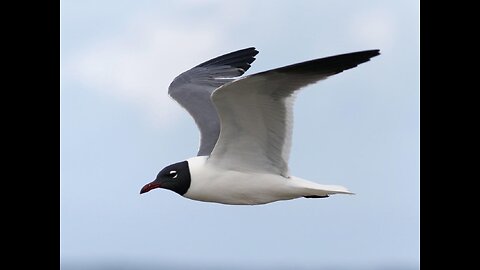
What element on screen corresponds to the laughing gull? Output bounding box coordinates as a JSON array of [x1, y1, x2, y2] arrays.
[[140, 47, 380, 205]]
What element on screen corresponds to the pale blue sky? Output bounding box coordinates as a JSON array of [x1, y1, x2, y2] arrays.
[[61, 0, 419, 269]]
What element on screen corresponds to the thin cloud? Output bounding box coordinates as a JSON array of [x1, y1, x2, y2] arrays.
[[349, 7, 396, 51], [65, 14, 231, 126]]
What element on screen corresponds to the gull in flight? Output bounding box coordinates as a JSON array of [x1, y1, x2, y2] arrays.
[[140, 47, 380, 205]]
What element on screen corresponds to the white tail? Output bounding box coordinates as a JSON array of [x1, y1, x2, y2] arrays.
[[289, 176, 354, 197]]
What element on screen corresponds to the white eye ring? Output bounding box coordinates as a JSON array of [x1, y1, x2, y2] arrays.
[[169, 170, 178, 178]]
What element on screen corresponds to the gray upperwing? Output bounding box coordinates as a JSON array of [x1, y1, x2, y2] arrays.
[[209, 50, 380, 176], [168, 47, 259, 156]]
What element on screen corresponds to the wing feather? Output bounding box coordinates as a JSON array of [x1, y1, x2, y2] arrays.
[[208, 50, 380, 176], [168, 47, 259, 156]]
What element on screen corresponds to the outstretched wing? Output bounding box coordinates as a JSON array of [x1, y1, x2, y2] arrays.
[[208, 50, 380, 176], [168, 47, 259, 156]]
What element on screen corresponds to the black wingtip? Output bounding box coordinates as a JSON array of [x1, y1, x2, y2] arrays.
[[322, 49, 381, 63], [196, 47, 259, 72], [362, 49, 381, 59], [365, 49, 381, 55], [266, 49, 381, 76]]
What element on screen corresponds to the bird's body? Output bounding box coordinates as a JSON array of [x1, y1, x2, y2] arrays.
[[184, 156, 351, 205], [140, 47, 380, 205]]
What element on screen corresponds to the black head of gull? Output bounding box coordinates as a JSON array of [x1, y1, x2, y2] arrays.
[[140, 161, 191, 196]]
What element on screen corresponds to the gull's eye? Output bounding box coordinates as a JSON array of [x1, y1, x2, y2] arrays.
[[168, 170, 178, 179]]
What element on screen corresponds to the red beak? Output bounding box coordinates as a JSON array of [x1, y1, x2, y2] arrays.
[[140, 181, 161, 194]]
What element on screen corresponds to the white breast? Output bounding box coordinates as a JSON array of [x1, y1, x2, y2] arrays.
[[183, 156, 305, 205]]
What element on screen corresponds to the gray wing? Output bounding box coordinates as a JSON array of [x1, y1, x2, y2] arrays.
[[208, 50, 380, 176], [168, 47, 259, 156]]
